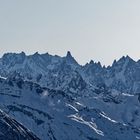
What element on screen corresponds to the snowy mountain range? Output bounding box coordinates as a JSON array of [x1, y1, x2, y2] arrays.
[[0, 52, 140, 140], [1, 52, 140, 95]]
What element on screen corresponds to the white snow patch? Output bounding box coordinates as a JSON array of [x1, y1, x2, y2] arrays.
[[136, 136, 140, 139], [69, 114, 104, 136], [57, 100, 61, 104], [0, 75, 7, 80], [75, 102, 85, 107], [100, 112, 117, 123], [66, 103, 79, 112], [41, 90, 49, 99], [122, 93, 134, 97]]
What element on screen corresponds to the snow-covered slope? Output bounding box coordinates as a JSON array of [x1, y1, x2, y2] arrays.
[[0, 77, 140, 140]]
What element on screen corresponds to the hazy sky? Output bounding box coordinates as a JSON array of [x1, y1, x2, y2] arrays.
[[0, 0, 140, 66]]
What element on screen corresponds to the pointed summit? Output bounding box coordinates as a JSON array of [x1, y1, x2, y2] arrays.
[[66, 51, 72, 58], [125, 55, 133, 60], [21, 51, 26, 56], [89, 60, 94, 64], [31, 52, 41, 59], [65, 51, 78, 66], [33, 52, 40, 56], [112, 55, 135, 68], [118, 55, 135, 64], [112, 59, 117, 67]]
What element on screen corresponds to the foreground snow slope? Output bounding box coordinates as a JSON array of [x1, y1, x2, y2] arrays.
[[0, 77, 140, 140]]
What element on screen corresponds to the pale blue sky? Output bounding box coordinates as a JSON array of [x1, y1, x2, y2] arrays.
[[0, 0, 140, 66]]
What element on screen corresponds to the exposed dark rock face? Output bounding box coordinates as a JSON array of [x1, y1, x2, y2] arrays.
[[0, 110, 40, 140]]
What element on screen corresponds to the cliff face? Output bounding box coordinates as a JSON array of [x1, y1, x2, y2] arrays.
[[0, 109, 40, 140]]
